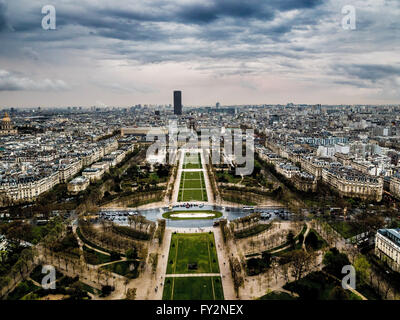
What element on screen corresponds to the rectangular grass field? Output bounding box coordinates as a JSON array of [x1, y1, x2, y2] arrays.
[[166, 233, 220, 274], [163, 276, 224, 300], [182, 152, 202, 169], [178, 170, 207, 202]]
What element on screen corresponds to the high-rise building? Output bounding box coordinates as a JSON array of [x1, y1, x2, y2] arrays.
[[174, 90, 182, 115]]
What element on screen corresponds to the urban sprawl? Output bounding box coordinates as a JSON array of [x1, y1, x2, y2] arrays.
[[1, 99, 400, 301]]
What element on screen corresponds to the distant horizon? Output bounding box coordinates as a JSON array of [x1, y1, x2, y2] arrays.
[[1, 103, 400, 110]]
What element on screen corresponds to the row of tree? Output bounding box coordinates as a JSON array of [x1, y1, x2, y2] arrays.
[[79, 219, 145, 257]]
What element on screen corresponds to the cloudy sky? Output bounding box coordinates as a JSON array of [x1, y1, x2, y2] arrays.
[[0, 0, 399, 107]]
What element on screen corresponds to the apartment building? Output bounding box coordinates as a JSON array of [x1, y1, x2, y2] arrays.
[[375, 229, 400, 273]]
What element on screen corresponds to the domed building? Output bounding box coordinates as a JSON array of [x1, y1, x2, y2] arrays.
[[0, 112, 18, 135]]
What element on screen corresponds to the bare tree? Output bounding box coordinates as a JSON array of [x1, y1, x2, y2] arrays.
[[271, 261, 279, 284], [288, 250, 313, 281], [280, 263, 290, 284]]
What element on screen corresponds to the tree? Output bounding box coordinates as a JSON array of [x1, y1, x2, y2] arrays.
[[262, 252, 272, 266], [6, 221, 32, 246], [280, 263, 290, 283], [156, 165, 170, 178], [0, 275, 9, 287], [329, 286, 350, 300], [149, 175, 159, 187], [103, 191, 111, 199], [249, 240, 256, 253], [298, 234, 304, 246], [347, 244, 359, 264], [271, 261, 279, 284], [126, 288, 136, 300], [126, 248, 137, 260], [305, 231, 319, 250], [286, 231, 295, 248], [354, 255, 371, 286], [381, 279, 392, 300], [322, 248, 350, 278], [356, 211, 384, 236], [288, 250, 313, 281], [101, 285, 114, 297]]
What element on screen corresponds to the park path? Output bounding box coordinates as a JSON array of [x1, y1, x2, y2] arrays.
[[302, 222, 311, 251], [165, 273, 221, 278], [213, 227, 238, 300], [243, 220, 367, 301], [142, 228, 173, 300], [266, 223, 309, 255], [72, 223, 112, 257], [96, 259, 128, 268]]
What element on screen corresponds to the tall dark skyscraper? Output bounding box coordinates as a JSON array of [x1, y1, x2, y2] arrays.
[[174, 90, 182, 115]]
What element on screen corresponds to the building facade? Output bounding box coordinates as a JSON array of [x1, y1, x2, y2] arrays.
[[322, 167, 383, 202], [67, 176, 90, 194], [389, 173, 400, 200], [375, 229, 400, 273], [0, 113, 17, 136], [174, 90, 182, 115]]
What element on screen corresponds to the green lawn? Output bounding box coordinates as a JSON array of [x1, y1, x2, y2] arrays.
[[83, 246, 116, 265], [30, 265, 63, 284], [234, 223, 272, 239], [328, 221, 362, 239], [183, 179, 203, 189], [163, 276, 224, 300], [162, 211, 223, 220], [178, 189, 208, 202], [178, 170, 208, 202], [166, 233, 220, 274], [7, 280, 40, 300], [183, 163, 202, 169], [101, 260, 140, 279], [216, 171, 242, 184], [305, 229, 328, 251], [258, 291, 297, 300], [283, 271, 362, 300], [182, 153, 202, 170], [182, 171, 203, 180], [11, 268, 95, 300]]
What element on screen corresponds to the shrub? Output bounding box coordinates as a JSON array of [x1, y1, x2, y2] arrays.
[[323, 248, 350, 278]]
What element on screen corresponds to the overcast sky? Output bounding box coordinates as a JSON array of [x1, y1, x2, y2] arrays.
[[0, 0, 399, 107]]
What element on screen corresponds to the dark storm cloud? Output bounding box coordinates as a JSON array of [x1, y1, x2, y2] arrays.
[[176, 0, 323, 24], [1, 0, 399, 104], [336, 64, 400, 83], [89, 0, 322, 26], [6, 0, 323, 37], [0, 0, 10, 31]]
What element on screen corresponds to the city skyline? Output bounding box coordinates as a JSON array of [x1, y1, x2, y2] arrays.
[[0, 0, 399, 108]]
